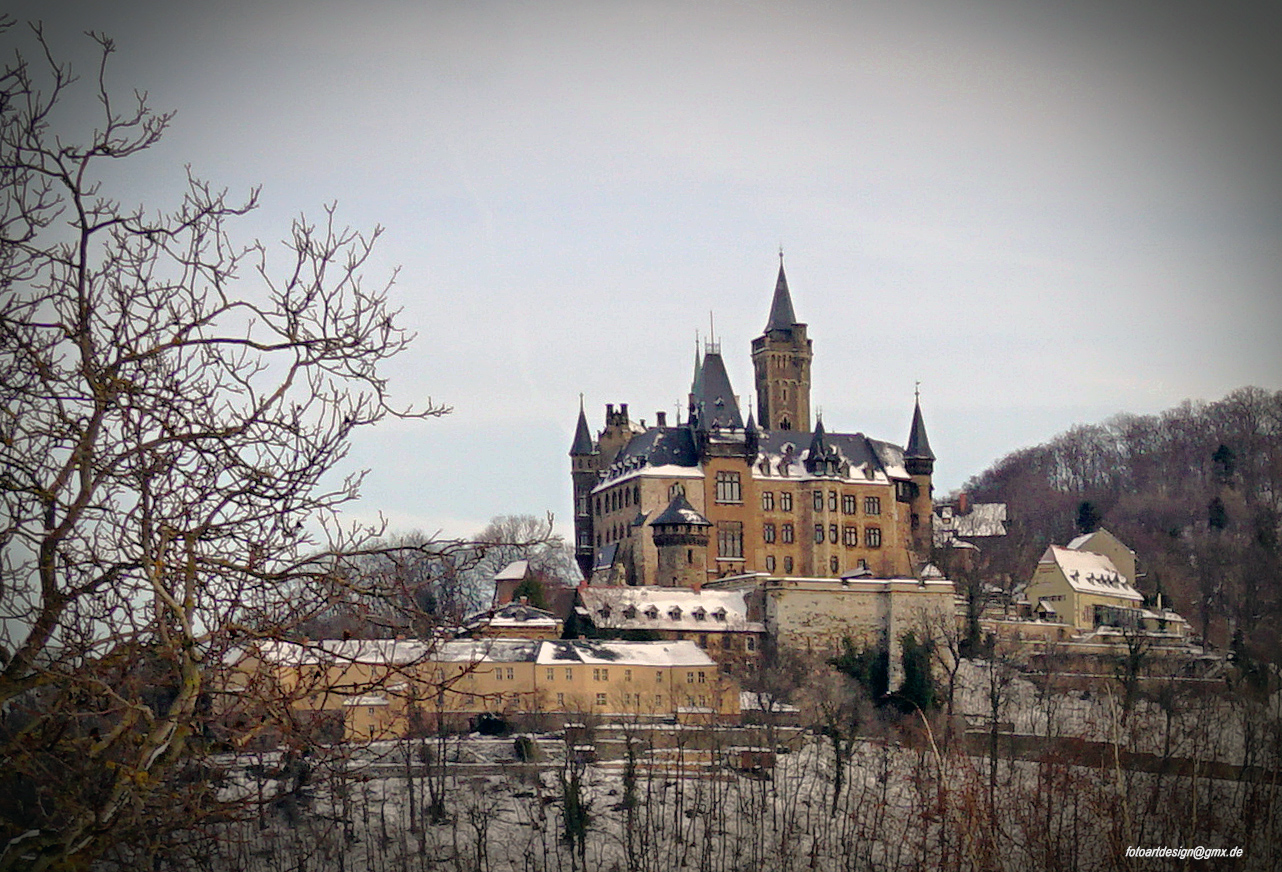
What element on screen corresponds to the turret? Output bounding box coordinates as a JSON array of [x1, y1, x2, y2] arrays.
[[569, 399, 600, 580], [904, 393, 935, 558], [650, 490, 711, 588]]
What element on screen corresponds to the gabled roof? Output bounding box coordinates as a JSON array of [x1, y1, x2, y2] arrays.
[[765, 260, 799, 332], [1037, 545, 1142, 602]]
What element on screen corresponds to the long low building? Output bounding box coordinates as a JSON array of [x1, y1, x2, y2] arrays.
[[220, 637, 739, 743]]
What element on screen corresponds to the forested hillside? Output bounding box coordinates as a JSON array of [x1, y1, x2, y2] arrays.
[[961, 386, 1282, 662]]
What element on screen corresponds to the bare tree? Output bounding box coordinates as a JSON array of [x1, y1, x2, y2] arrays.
[[0, 23, 444, 870]]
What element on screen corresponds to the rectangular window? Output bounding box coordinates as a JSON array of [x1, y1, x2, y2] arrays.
[[697, 671, 707, 684], [761, 491, 774, 511], [829, 524, 838, 543], [655, 694, 663, 707], [746, 636, 757, 652], [864, 496, 882, 516], [656, 671, 663, 683], [596, 693, 607, 706], [782, 523, 794, 543], [763, 522, 776, 543], [866, 525, 882, 547], [717, 521, 744, 559], [546, 667, 555, 682], [494, 668, 504, 682], [843, 525, 857, 547], [507, 667, 514, 681], [843, 494, 856, 515], [784, 556, 794, 572], [814, 524, 824, 543], [813, 490, 824, 511], [829, 490, 838, 512], [765, 554, 776, 572], [565, 668, 573, 681], [780, 491, 793, 512], [830, 555, 839, 574], [687, 672, 695, 684], [624, 669, 632, 682], [715, 470, 742, 504], [557, 692, 565, 707]]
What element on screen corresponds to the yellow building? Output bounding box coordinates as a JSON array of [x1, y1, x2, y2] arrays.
[[570, 257, 935, 587], [1025, 545, 1145, 631], [222, 637, 739, 743]]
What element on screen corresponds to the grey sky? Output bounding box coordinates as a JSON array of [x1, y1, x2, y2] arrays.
[[11, 0, 1281, 540]]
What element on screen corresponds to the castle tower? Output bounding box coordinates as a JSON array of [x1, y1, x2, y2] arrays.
[[650, 491, 711, 588], [904, 392, 936, 558], [569, 399, 599, 580], [751, 255, 812, 432]]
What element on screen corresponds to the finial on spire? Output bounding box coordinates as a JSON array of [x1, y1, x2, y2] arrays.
[[779, 244, 784, 265], [914, 380, 921, 402]]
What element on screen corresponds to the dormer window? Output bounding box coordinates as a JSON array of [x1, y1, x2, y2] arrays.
[[692, 607, 706, 621], [599, 605, 612, 619], [623, 606, 638, 620], [668, 606, 683, 621], [644, 606, 659, 620], [712, 608, 727, 622]]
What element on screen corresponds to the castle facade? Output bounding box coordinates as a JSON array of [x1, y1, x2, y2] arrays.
[[570, 258, 935, 588]]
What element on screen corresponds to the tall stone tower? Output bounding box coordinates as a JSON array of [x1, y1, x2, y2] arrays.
[[650, 491, 711, 588], [751, 255, 813, 432], [569, 400, 599, 580], [904, 393, 936, 558]]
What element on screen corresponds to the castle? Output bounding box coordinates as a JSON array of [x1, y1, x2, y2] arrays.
[[570, 257, 936, 588]]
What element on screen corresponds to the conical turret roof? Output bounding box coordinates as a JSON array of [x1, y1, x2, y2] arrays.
[[765, 260, 798, 332], [651, 492, 712, 528], [569, 401, 594, 455], [906, 398, 934, 461]]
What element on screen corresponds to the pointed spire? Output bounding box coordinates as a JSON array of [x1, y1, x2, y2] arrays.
[[905, 391, 935, 468], [765, 253, 798, 332], [569, 396, 594, 456]]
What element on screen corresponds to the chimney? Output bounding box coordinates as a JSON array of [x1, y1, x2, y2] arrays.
[[606, 403, 615, 417], [958, 492, 970, 514], [656, 411, 667, 427]]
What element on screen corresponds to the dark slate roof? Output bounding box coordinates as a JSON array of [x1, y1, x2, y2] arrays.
[[570, 403, 594, 455], [906, 400, 935, 461], [766, 261, 798, 331], [611, 426, 699, 469], [651, 493, 712, 528], [690, 350, 743, 430], [757, 430, 909, 478]]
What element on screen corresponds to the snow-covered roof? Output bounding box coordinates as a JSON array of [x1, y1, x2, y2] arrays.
[[750, 431, 908, 484], [343, 693, 388, 707], [1038, 546, 1142, 602], [579, 587, 765, 634], [934, 502, 1008, 541], [434, 639, 542, 663], [536, 639, 717, 668], [464, 601, 561, 630], [494, 560, 530, 581], [231, 639, 439, 667], [1067, 528, 1133, 555]]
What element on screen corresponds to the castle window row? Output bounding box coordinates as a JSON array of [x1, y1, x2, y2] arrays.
[[758, 489, 881, 516], [765, 523, 880, 547], [595, 484, 642, 516]]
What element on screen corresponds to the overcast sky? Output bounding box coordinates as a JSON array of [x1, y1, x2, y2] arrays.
[[12, 1, 1282, 541]]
